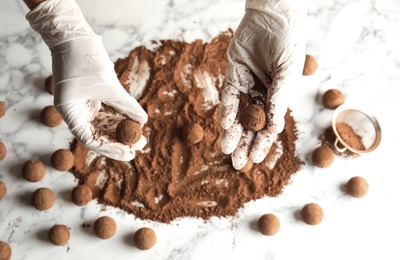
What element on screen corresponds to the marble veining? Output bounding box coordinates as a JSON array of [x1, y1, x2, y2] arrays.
[[1, 0, 400, 259]]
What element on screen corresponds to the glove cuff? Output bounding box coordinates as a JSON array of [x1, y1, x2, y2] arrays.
[[26, 0, 95, 49], [245, 0, 308, 23]]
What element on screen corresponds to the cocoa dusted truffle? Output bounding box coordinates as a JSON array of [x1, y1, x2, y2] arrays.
[[31, 187, 55, 210], [322, 89, 344, 109], [134, 227, 157, 250], [301, 203, 323, 225], [0, 241, 12, 260], [71, 185, 92, 206], [116, 119, 142, 145], [182, 123, 204, 145], [239, 158, 253, 173], [311, 146, 335, 168], [41, 105, 62, 127], [0, 141, 6, 161], [45, 75, 54, 95], [240, 104, 266, 131], [0, 180, 7, 201], [346, 176, 368, 198], [48, 224, 70, 246], [94, 216, 116, 239], [51, 149, 74, 171], [22, 159, 46, 182], [303, 54, 318, 76], [0, 101, 6, 118], [257, 213, 280, 236]]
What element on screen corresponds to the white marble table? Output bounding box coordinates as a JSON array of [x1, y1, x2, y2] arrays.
[[1, 0, 400, 259]]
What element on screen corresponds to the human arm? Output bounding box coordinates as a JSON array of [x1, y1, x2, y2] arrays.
[[24, 0, 148, 161], [220, 0, 307, 169]]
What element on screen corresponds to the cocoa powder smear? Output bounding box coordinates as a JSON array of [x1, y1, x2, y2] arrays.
[[70, 32, 303, 223]]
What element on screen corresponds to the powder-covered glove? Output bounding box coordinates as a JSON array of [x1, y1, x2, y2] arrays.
[[220, 0, 307, 170], [26, 0, 148, 161]]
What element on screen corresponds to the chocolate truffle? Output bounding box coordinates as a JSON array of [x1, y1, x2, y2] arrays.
[[45, 75, 54, 95], [41, 105, 62, 127], [0, 241, 11, 260], [301, 203, 323, 225], [22, 159, 46, 182], [0, 141, 6, 161], [257, 213, 280, 236], [94, 216, 116, 239], [51, 149, 74, 171], [346, 176, 369, 198], [311, 146, 335, 168], [71, 185, 92, 206], [115, 119, 142, 145], [240, 104, 266, 131], [0, 101, 6, 118], [303, 54, 318, 76], [239, 158, 253, 173], [322, 89, 344, 109], [32, 187, 55, 210], [182, 123, 204, 145], [0, 181, 6, 201], [48, 224, 70, 246], [134, 227, 157, 250]]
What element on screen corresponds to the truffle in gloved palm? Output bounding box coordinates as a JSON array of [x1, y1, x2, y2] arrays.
[[220, 0, 307, 170], [26, 0, 148, 161]]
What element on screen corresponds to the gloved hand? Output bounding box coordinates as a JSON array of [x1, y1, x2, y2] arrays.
[[26, 0, 148, 161], [220, 0, 307, 170]]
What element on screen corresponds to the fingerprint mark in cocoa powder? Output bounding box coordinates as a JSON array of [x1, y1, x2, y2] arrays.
[[69, 32, 303, 223]]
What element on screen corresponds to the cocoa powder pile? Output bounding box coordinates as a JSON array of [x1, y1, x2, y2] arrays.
[[69, 32, 303, 223]]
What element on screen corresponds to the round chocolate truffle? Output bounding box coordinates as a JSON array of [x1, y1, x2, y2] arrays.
[[45, 75, 54, 95], [41, 105, 62, 127], [322, 89, 344, 109], [115, 119, 142, 145], [311, 146, 335, 168], [22, 159, 46, 182], [71, 185, 92, 206], [0, 101, 6, 118], [32, 187, 55, 210], [0, 141, 6, 161], [51, 149, 74, 171], [0, 241, 12, 260], [346, 176, 369, 198], [240, 104, 266, 131], [239, 158, 253, 173], [257, 214, 280, 236], [0, 180, 7, 201], [48, 224, 70, 246], [303, 54, 318, 76], [134, 227, 157, 250], [94, 216, 116, 239], [182, 123, 204, 145], [301, 203, 324, 225]]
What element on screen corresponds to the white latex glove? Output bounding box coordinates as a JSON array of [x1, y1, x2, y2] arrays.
[[26, 0, 148, 161], [221, 0, 307, 170]]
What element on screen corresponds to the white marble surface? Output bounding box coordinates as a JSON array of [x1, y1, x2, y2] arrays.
[[1, 0, 400, 259]]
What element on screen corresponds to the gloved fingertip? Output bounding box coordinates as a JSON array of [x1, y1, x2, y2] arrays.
[[131, 135, 147, 150], [232, 156, 247, 170], [221, 144, 234, 155], [220, 120, 233, 130], [250, 146, 271, 163]]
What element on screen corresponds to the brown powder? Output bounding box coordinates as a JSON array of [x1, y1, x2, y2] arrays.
[[336, 122, 365, 151], [69, 32, 303, 223], [319, 127, 358, 158]]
